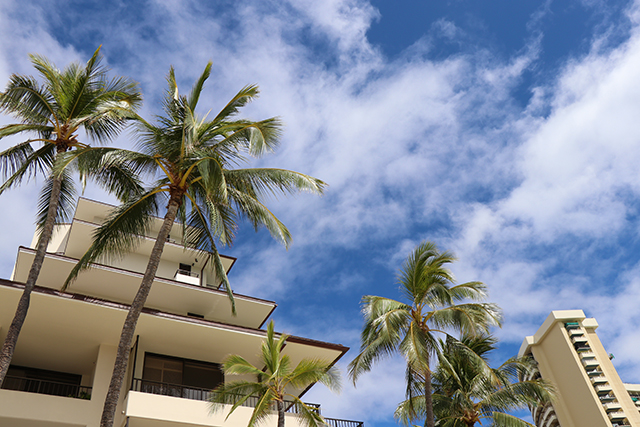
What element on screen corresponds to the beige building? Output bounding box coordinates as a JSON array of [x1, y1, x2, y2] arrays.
[[519, 310, 640, 427], [0, 198, 359, 427]]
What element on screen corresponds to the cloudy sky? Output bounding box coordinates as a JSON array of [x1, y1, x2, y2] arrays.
[[2, 0, 640, 425]]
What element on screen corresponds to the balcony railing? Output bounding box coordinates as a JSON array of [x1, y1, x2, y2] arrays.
[[131, 379, 364, 427], [131, 378, 321, 413], [176, 269, 199, 278], [325, 418, 364, 427], [1, 375, 91, 399]]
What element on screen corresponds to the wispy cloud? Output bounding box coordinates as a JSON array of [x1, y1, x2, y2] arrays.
[[2, 0, 640, 423]]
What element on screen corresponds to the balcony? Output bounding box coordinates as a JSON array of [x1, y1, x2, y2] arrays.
[[599, 394, 615, 402], [1, 375, 92, 399], [127, 378, 362, 427], [132, 378, 321, 412], [129, 378, 363, 427], [174, 268, 200, 286], [582, 358, 599, 368], [603, 402, 622, 411], [590, 376, 608, 385], [571, 335, 588, 345], [608, 410, 626, 421], [580, 351, 596, 359], [595, 384, 613, 394], [11, 247, 275, 328], [568, 328, 584, 336]]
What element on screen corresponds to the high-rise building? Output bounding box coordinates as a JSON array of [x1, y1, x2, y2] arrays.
[[519, 310, 640, 427], [0, 198, 360, 427]]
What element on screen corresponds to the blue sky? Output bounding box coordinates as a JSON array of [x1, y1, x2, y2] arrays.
[[2, 0, 640, 425]]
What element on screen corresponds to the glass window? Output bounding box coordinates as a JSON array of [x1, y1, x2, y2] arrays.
[[142, 353, 223, 393]]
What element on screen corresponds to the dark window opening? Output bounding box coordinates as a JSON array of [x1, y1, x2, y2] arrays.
[[137, 353, 223, 400], [178, 263, 192, 274], [187, 312, 205, 319]]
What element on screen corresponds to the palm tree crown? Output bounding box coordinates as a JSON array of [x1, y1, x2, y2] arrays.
[[211, 321, 341, 427], [0, 47, 142, 386], [348, 241, 502, 427], [59, 63, 326, 427], [397, 333, 555, 427]]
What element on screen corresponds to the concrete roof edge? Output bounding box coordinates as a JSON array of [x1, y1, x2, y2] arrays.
[[517, 310, 586, 357]]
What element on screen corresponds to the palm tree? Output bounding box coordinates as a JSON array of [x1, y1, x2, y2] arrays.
[[348, 241, 502, 427], [210, 320, 341, 427], [61, 63, 326, 427], [0, 47, 142, 385], [396, 334, 554, 427]]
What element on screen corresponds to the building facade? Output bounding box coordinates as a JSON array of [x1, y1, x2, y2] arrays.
[[0, 198, 359, 427], [519, 310, 640, 427]]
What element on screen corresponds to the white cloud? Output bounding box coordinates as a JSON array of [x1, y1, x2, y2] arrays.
[[304, 356, 406, 425], [3, 0, 640, 422]]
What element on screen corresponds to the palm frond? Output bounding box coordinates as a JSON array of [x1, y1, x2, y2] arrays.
[[0, 124, 53, 139], [212, 320, 340, 427], [62, 147, 149, 201], [212, 84, 260, 123], [188, 62, 212, 111], [285, 395, 327, 427], [210, 381, 268, 413], [226, 187, 292, 247], [36, 168, 76, 231], [225, 168, 326, 197], [0, 140, 35, 179], [213, 117, 283, 157], [0, 143, 56, 194], [348, 296, 411, 383], [491, 412, 536, 427], [223, 355, 266, 376], [0, 74, 54, 125], [288, 359, 341, 392], [210, 244, 235, 313]]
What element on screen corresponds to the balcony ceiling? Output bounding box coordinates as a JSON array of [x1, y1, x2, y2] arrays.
[[0, 282, 346, 384]]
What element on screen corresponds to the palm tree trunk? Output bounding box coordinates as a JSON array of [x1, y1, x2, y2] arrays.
[[100, 199, 180, 427], [424, 364, 435, 427], [278, 400, 285, 427], [0, 172, 63, 386]]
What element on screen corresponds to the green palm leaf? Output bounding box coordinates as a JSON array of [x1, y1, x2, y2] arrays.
[[211, 320, 341, 427], [0, 47, 142, 391], [349, 241, 503, 427]]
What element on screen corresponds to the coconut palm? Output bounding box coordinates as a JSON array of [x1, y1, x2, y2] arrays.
[[396, 334, 554, 427], [0, 48, 142, 385], [60, 63, 326, 427], [348, 241, 502, 427], [210, 320, 341, 427]]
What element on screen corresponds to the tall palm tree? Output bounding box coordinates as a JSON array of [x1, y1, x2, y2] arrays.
[[0, 48, 142, 385], [396, 334, 554, 427], [61, 63, 326, 427], [348, 241, 502, 427], [210, 320, 341, 427]]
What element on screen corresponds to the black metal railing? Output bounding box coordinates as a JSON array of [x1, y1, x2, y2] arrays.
[[131, 378, 321, 413], [132, 378, 212, 401], [324, 418, 364, 427], [2, 375, 92, 399]]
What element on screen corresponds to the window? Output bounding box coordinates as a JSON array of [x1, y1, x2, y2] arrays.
[[178, 263, 192, 275], [140, 353, 223, 400]]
